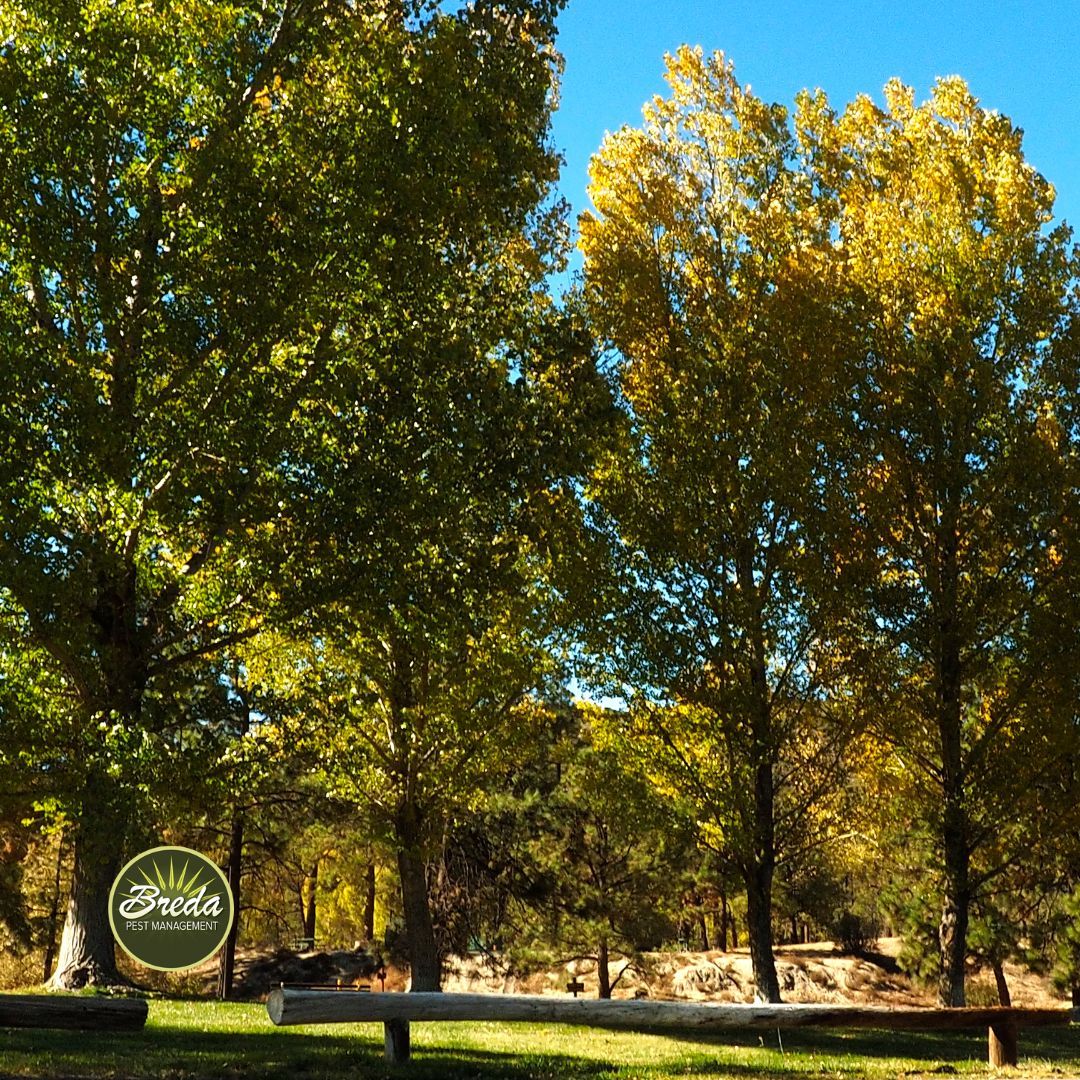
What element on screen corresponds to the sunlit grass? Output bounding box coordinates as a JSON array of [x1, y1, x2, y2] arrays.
[[1, 997, 1078, 1078]]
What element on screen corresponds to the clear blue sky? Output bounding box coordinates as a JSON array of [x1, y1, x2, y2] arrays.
[[551, 0, 1080, 261]]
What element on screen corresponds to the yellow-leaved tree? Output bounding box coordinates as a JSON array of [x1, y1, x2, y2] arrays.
[[580, 47, 858, 1003], [800, 76, 1080, 1005]]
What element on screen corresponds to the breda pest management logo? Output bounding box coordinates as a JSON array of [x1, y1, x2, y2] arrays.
[[109, 846, 235, 970]]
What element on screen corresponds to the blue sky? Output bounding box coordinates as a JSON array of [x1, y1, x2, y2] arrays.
[[551, 0, 1080, 260]]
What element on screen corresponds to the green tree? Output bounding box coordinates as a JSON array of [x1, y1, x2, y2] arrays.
[[579, 46, 854, 1002], [0, 0, 587, 987]]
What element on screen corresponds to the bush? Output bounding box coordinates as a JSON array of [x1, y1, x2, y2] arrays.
[[834, 911, 877, 955]]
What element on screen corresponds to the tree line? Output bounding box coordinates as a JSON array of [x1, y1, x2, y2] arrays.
[[0, 3, 1077, 1010]]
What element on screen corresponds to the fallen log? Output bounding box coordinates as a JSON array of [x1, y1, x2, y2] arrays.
[[266, 989, 1074, 1067], [0, 993, 148, 1031]]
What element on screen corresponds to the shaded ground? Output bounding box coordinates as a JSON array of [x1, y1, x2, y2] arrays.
[[2, 999, 1079, 1079]]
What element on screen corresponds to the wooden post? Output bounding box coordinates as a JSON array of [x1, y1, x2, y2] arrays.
[[385, 1018, 410, 1063], [989, 1017, 1018, 1068]]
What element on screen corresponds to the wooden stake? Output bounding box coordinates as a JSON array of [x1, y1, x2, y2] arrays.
[[384, 1018, 410, 1063], [989, 1017, 1018, 1068]]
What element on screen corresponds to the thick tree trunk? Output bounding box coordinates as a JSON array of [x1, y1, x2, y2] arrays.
[[396, 811, 440, 991], [217, 812, 244, 1000], [48, 792, 126, 989], [363, 860, 377, 943]]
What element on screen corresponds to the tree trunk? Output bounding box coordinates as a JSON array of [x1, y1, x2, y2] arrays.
[[737, 552, 781, 1003], [363, 859, 377, 943], [936, 510, 969, 1008], [48, 790, 126, 989], [698, 911, 710, 952], [597, 938, 611, 999], [745, 859, 781, 1002], [396, 810, 440, 991], [992, 961, 1011, 1007], [42, 830, 67, 983], [217, 812, 244, 1000], [718, 891, 729, 953], [303, 860, 318, 941], [1071, 982, 1080, 1009], [937, 797, 969, 1006]]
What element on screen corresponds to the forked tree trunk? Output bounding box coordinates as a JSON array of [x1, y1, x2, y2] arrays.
[[48, 792, 126, 989]]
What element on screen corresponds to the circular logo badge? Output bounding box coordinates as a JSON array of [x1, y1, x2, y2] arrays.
[[109, 846, 234, 971]]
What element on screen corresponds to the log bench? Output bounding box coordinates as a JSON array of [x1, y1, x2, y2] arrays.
[[266, 988, 1076, 1067], [0, 993, 148, 1031]]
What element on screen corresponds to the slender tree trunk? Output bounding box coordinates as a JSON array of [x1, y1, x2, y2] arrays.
[[48, 786, 126, 989], [937, 545, 968, 1008], [745, 856, 781, 1002], [718, 890, 729, 953], [1071, 982, 1080, 1008], [992, 960, 1011, 1007], [363, 859, 377, 943], [303, 860, 318, 941], [738, 553, 781, 1003], [42, 830, 67, 984], [597, 938, 611, 999], [217, 812, 244, 1000], [698, 910, 710, 951]]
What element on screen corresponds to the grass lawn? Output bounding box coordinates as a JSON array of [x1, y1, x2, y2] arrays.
[[1, 998, 1079, 1079]]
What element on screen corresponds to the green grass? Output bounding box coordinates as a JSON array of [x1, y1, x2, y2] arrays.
[[1, 998, 1079, 1078]]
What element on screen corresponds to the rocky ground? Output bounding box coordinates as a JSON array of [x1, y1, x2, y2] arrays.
[[196, 937, 1064, 1008]]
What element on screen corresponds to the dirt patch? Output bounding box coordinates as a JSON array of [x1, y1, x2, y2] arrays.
[[443, 939, 1066, 1008]]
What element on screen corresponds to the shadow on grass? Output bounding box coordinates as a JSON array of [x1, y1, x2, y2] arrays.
[[3, 1025, 603, 1080], [2, 1020, 1079, 1079], [664, 1021, 1080, 1067]]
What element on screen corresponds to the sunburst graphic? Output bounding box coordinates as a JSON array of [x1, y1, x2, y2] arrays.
[[119, 856, 211, 903]]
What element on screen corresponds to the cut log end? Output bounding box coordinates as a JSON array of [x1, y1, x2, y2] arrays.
[[266, 989, 286, 1026]]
